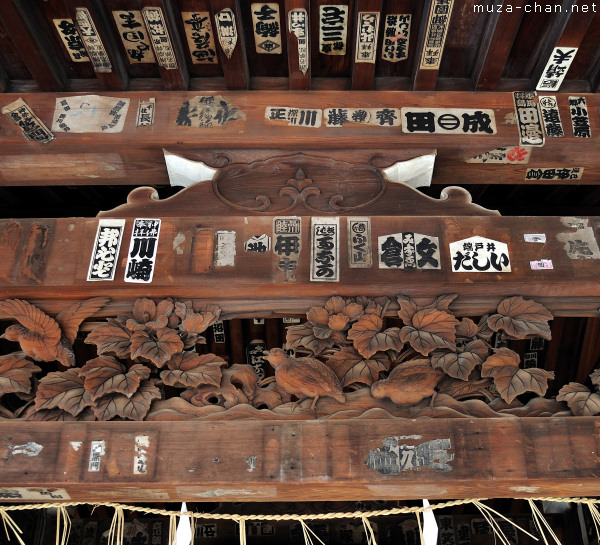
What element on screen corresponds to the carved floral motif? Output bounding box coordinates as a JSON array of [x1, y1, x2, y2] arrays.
[[0, 294, 592, 420]]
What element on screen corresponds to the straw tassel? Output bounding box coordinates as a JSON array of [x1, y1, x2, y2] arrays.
[[0, 509, 26, 545], [586, 501, 600, 542], [361, 516, 377, 545], [528, 499, 561, 545], [299, 520, 325, 545], [56, 506, 71, 545], [237, 518, 247, 545], [473, 500, 538, 545], [108, 506, 125, 545]]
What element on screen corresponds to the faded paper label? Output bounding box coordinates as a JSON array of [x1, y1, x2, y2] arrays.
[[265, 107, 321, 127], [274, 216, 301, 282], [2, 98, 54, 143], [524, 234, 546, 243], [325, 107, 400, 127], [355, 12, 379, 63], [215, 231, 236, 266], [53, 18, 89, 62], [112, 11, 155, 64], [525, 167, 583, 181], [556, 217, 600, 260], [530, 259, 553, 270], [75, 8, 112, 73], [402, 108, 496, 134], [539, 96, 564, 138], [514, 91, 544, 146], [142, 7, 178, 69], [0, 488, 70, 501], [213, 320, 226, 343], [382, 14, 411, 62], [289, 9, 309, 74], [348, 217, 372, 268], [378, 232, 440, 270], [245, 234, 271, 252], [136, 98, 155, 127], [466, 146, 531, 164], [320, 5, 348, 55], [536, 47, 577, 92], [175, 95, 245, 127], [52, 95, 129, 133], [215, 8, 238, 59], [420, 0, 453, 69], [251, 3, 282, 54], [182, 12, 218, 64], [569, 96, 591, 138], [311, 217, 339, 282]]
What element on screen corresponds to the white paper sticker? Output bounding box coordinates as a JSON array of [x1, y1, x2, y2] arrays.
[[420, 0, 453, 69], [320, 5, 348, 55], [133, 435, 150, 475], [379, 232, 441, 270], [538, 96, 564, 138], [265, 107, 321, 127], [2, 98, 54, 143], [325, 107, 400, 127], [348, 217, 372, 268], [536, 47, 577, 92], [136, 98, 155, 127], [526, 167, 583, 181], [52, 95, 130, 133], [87, 219, 126, 281], [251, 3, 282, 54], [274, 217, 301, 281], [216, 8, 238, 59], [355, 12, 379, 63], [53, 19, 89, 62], [449, 236, 511, 273], [124, 219, 161, 283], [569, 96, 591, 138], [524, 233, 546, 243], [311, 217, 339, 282], [245, 234, 271, 252], [213, 320, 226, 343], [112, 11, 155, 64], [382, 14, 411, 62], [142, 7, 178, 69], [88, 440, 106, 472], [466, 146, 531, 164], [514, 91, 544, 146], [215, 231, 236, 266], [530, 259, 553, 270], [75, 8, 112, 73], [181, 12, 218, 64], [0, 488, 70, 501], [289, 9, 309, 74], [402, 108, 496, 134]]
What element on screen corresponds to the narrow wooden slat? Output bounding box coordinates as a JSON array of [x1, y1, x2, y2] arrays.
[[63, 0, 129, 90], [209, 0, 249, 89], [0, 418, 599, 502], [412, 0, 452, 91], [0, 1, 66, 91], [472, 0, 525, 91], [285, 0, 311, 90], [142, 0, 189, 90], [530, 0, 587, 89], [350, 0, 382, 90]]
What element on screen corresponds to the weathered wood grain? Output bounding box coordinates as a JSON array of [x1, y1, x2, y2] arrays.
[[0, 418, 598, 502]]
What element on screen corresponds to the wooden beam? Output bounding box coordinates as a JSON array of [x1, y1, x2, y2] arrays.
[[141, 0, 190, 90], [0, 1, 66, 92], [413, 0, 455, 91], [285, 0, 311, 90], [209, 0, 249, 89], [0, 214, 599, 317], [0, 418, 599, 502], [0, 91, 598, 188], [530, 0, 591, 90], [472, 0, 525, 91], [350, 0, 382, 90], [63, 0, 129, 91]]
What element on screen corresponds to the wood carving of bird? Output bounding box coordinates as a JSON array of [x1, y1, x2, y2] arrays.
[[0, 297, 110, 367], [370, 359, 444, 407], [263, 348, 345, 412]]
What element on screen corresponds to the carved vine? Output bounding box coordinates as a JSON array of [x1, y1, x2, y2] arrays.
[[0, 294, 594, 421]]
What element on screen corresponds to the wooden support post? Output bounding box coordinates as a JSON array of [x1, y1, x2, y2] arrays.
[[141, 0, 189, 90], [350, 0, 382, 90], [63, 0, 129, 91], [575, 317, 600, 383], [472, 0, 525, 91], [209, 0, 249, 89], [286, 0, 311, 90], [0, 1, 66, 92], [413, 0, 454, 91]]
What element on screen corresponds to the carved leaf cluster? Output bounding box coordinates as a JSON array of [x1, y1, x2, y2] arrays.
[[0, 352, 41, 396], [557, 368, 600, 416], [487, 296, 553, 340]]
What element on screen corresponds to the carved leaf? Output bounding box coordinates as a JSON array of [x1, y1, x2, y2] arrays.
[[85, 318, 132, 359], [174, 300, 192, 321], [130, 328, 184, 367], [557, 383, 600, 416], [456, 318, 478, 339], [491, 367, 554, 404], [313, 324, 333, 339], [28, 407, 96, 422], [590, 369, 600, 389], [396, 295, 420, 324], [34, 369, 91, 416], [357, 296, 390, 317], [437, 376, 493, 400], [324, 296, 347, 314], [160, 352, 227, 388], [481, 347, 520, 377], [79, 356, 150, 401], [55, 297, 110, 344], [286, 323, 334, 355], [326, 346, 389, 386], [477, 314, 494, 340], [307, 306, 329, 326], [92, 380, 161, 421], [347, 314, 403, 359], [0, 352, 41, 396], [127, 298, 168, 331], [371, 359, 443, 406], [487, 296, 553, 340], [400, 309, 458, 356], [328, 313, 349, 331], [180, 306, 220, 335], [432, 339, 488, 381]]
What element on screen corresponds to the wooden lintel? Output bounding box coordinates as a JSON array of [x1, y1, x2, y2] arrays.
[[0, 418, 598, 502], [0, 215, 598, 317], [0, 90, 598, 187], [472, 0, 526, 91]]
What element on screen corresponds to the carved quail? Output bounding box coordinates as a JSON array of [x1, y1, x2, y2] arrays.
[[0, 297, 109, 367], [263, 348, 345, 411]]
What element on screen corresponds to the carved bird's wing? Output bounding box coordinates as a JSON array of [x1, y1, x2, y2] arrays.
[[286, 357, 342, 391], [0, 299, 61, 344], [55, 297, 110, 344]]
